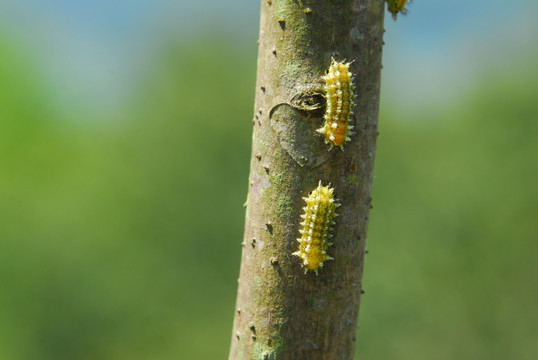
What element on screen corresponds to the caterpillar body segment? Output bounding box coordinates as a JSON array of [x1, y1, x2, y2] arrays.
[[317, 58, 355, 150], [293, 181, 340, 275], [386, 0, 411, 20]]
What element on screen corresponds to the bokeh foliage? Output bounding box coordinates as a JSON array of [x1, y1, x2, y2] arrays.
[[0, 33, 537, 359]]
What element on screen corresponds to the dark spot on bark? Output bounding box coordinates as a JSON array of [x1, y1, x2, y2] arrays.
[[290, 92, 325, 117]]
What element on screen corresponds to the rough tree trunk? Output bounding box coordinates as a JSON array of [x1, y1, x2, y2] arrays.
[[229, 1, 385, 359]]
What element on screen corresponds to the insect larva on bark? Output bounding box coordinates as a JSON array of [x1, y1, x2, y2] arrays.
[[317, 58, 355, 150], [293, 181, 340, 275], [386, 0, 411, 20]]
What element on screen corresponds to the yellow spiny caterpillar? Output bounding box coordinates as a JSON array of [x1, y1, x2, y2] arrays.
[[293, 181, 340, 275], [317, 58, 355, 150], [386, 0, 411, 20]]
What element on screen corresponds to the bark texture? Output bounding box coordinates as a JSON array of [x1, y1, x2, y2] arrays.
[[229, 1, 385, 359]]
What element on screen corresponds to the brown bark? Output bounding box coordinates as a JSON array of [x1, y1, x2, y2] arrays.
[[229, 1, 385, 359]]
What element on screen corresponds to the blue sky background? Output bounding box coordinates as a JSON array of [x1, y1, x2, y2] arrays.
[[0, 0, 537, 115]]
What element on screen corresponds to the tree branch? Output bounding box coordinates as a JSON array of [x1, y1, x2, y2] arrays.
[[229, 1, 385, 359]]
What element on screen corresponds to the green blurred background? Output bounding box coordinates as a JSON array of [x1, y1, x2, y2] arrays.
[[1, 1, 537, 359]]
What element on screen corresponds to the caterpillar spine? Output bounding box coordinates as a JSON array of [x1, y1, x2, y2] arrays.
[[293, 181, 340, 275], [317, 58, 355, 150]]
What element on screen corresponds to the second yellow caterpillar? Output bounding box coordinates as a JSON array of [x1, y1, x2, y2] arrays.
[[317, 58, 355, 150]]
